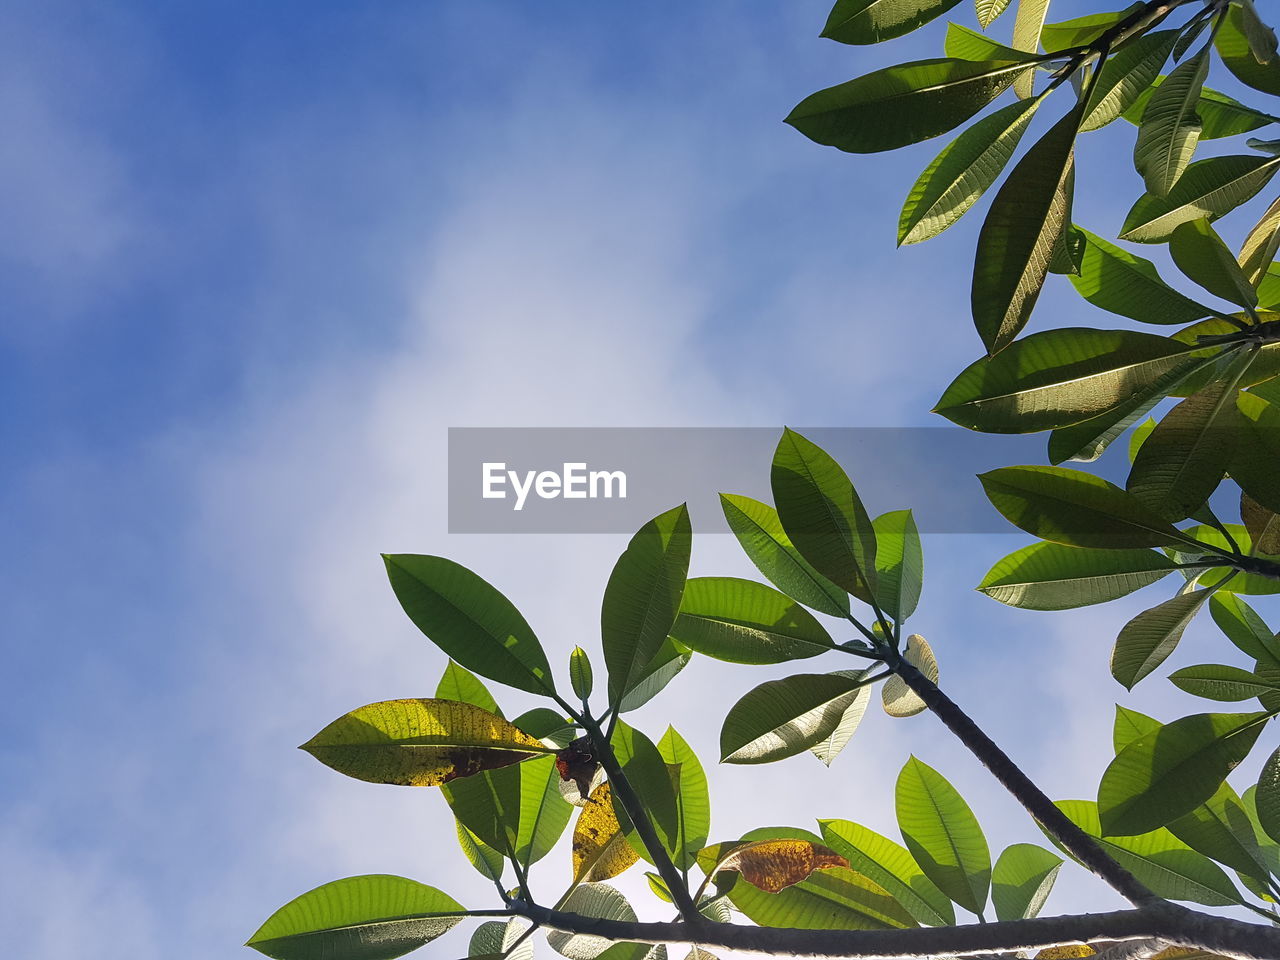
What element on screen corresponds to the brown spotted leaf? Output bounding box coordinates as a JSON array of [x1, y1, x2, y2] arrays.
[[719, 839, 850, 894], [301, 698, 553, 786], [572, 782, 640, 882], [1035, 948, 1095, 960]]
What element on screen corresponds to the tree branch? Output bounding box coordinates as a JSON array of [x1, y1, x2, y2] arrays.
[[887, 656, 1159, 909], [508, 901, 1280, 960]]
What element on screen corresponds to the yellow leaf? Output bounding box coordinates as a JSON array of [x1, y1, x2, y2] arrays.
[[1035, 947, 1095, 959], [719, 839, 850, 894], [881, 635, 938, 718], [572, 782, 640, 882], [300, 698, 551, 786]]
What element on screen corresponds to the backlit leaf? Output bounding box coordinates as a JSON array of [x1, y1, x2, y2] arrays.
[[670, 577, 835, 664], [1169, 663, 1280, 702], [1133, 46, 1209, 197], [547, 884, 650, 960], [896, 756, 991, 915], [301, 699, 551, 787], [1239, 196, 1280, 287], [820, 819, 956, 926], [1168, 780, 1274, 888], [1124, 81, 1273, 140], [610, 720, 680, 860], [872, 510, 924, 622], [1066, 228, 1213, 326], [821, 0, 965, 44], [1121, 154, 1280, 243], [1098, 712, 1269, 835], [991, 843, 1062, 921], [1233, 391, 1280, 514], [1209, 593, 1280, 667], [1217, 2, 1280, 95], [978, 542, 1176, 610], [385, 555, 555, 696], [437, 662, 502, 717], [1083, 30, 1178, 132], [247, 875, 465, 960], [1259, 747, 1280, 843], [976, 0, 1013, 29], [570, 647, 594, 702], [809, 670, 876, 766], [573, 782, 640, 883], [786, 58, 1035, 154], [881, 634, 938, 718], [1111, 586, 1219, 689], [717, 839, 850, 893], [721, 670, 875, 763], [603, 505, 692, 706], [659, 726, 711, 871], [1169, 220, 1258, 309], [1011, 0, 1051, 97]]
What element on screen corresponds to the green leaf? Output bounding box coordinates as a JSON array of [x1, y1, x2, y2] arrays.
[[899, 98, 1040, 246], [979, 465, 1188, 549], [301, 698, 552, 787], [246, 875, 466, 960], [658, 726, 710, 871], [570, 647, 594, 702], [1129, 416, 1158, 462], [1170, 663, 1280, 702], [1170, 220, 1259, 309], [972, 103, 1081, 353], [821, 0, 964, 44], [819, 819, 956, 926], [1168, 780, 1275, 888], [1082, 30, 1178, 132], [976, 0, 1013, 29], [1053, 799, 1243, 904], [1242, 784, 1280, 874], [935, 327, 1207, 433], [1133, 46, 1210, 197], [443, 753, 571, 866], [772, 428, 877, 600], [602, 504, 692, 706], [1011, 0, 1051, 97], [384, 555, 555, 697], [1233, 391, 1280, 514], [720, 670, 875, 764], [437, 662, 502, 717], [881, 634, 938, 718], [670, 577, 835, 664], [1110, 586, 1219, 689], [978, 542, 1176, 610], [991, 843, 1062, 921], [470, 919, 534, 960], [546, 884, 650, 960], [720, 494, 850, 618], [809, 669, 876, 765], [1041, 6, 1140, 50], [1099, 712, 1270, 836], [511, 708, 576, 747], [1124, 80, 1275, 140], [1239, 197, 1280, 288], [1126, 357, 1251, 522], [1210, 593, 1280, 668], [616, 638, 692, 714], [1259, 263, 1280, 308], [1242, 492, 1280, 557], [872, 510, 924, 622], [455, 820, 504, 883], [785, 58, 1035, 154], [610, 720, 680, 858], [1067, 228, 1213, 326], [708, 828, 917, 930], [1259, 746, 1280, 843], [1121, 154, 1280, 243], [1239, 0, 1279, 63], [944, 23, 1040, 62], [896, 756, 991, 916], [1114, 704, 1161, 753], [1217, 2, 1280, 96]]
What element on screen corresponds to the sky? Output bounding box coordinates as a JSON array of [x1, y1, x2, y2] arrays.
[[2, 1, 1277, 958]]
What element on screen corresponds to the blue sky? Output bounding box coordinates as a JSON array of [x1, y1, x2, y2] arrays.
[[3, 1, 1276, 957]]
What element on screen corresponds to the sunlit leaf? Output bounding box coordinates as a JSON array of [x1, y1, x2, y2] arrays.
[[809, 670, 876, 766], [610, 720, 680, 860], [1011, 0, 1051, 97], [617, 638, 693, 714], [437, 662, 502, 717], [1169, 220, 1259, 309], [603, 505, 691, 706], [670, 577, 835, 664], [573, 782, 640, 883], [1241, 493, 1280, 556], [821, 0, 964, 44], [872, 510, 924, 622], [786, 58, 1035, 154], [1169, 663, 1280, 702], [1239, 197, 1280, 287], [936, 328, 1209, 433], [547, 884, 650, 960], [721, 670, 875, 763], [456, 820, 504, 884], [1041, 6, 1138, 50], [945, 22, 1039, 61], [720, 494, 850, 618], [1209, 593, 1280, 667], [1111, 586, 1219, 689], [772, 428, 877, 599], [1114, 704, 1160, 753], [820, 819, 956, 926], [898, 98, 1040, 245], [717, 838, 850, 893], [1065, 228, 1213, 326], [1098, 712, 1270, 836], [385, 555, 555, 696], [978, 542, 1176, 610], [1233, 392, 1280, 514], [1121, 154, 1280, 243], [301, 699, 551, 787], [896, 756, 991, 915], [1133, 46, 1209, 197], [659, 726, 711, 871], [1259, 747, 1280, 843], [973, 103, 1080, 352], [1124, 81, 1273, 140], [1168, 780, 1276, 889], [991, 843, 1062, 921], [1217, 2, 1280, 96], [247, 875, 466, 960], [979, 465, 1189, 549], [881, 634, 938, 718], [1083, 30, 1177, 132], [470, 919, 534, 960]]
